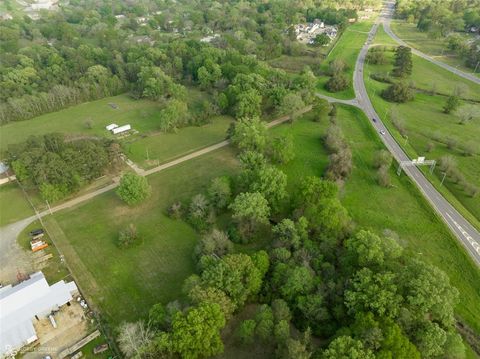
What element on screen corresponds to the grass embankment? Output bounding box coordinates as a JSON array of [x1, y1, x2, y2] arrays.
[[48, 148, 238, 325], [271, 106, 480, 335], [316, 21, 372, 100], [364, 29, 480, 226], [389, 20, 480, 78]]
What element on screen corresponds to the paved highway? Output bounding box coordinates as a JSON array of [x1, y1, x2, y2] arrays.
[[382, 1, 480, 85], [351, 4, 480, 265]]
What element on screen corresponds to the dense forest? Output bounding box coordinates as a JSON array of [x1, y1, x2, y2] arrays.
[[395, 0, 480, 69], [6, 133, 122, 201], [0, 0, 382, 124]]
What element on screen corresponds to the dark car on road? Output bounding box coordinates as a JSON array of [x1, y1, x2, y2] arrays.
[[372, 118, 377, 123]]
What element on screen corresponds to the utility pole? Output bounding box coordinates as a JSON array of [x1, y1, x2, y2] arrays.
[[474, 61, 480, 74], [46, 200, 52, 215], [403, 135, 408, 146], [440, 172, 447, 186]]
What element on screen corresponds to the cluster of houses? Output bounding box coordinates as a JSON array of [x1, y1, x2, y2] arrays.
[[293, 19, 338, 45]]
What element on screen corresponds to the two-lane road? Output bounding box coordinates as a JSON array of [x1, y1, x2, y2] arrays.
[[352, 5, 480, 265]]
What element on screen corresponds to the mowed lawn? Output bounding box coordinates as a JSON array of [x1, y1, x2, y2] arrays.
[[316, 21, 372, 100], [50, 147, 239, 325], [271, 106, 480, 334], [364, 40, 480, 226], [0, 183, 34, 226], [123, 115, 232, 169], [389, 20, 480, 78]]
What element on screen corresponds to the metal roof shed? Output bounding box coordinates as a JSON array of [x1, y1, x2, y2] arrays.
[[105, 123, 118, 131], [112, 124, 131, 134], [0, 272, 78, 358]]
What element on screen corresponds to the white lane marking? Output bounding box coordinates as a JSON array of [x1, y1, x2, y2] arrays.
[[445, 212, 480, 255]]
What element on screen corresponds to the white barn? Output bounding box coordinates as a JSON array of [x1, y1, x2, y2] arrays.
[[0, 272, 78, 358], [105, 123, 118, 131]]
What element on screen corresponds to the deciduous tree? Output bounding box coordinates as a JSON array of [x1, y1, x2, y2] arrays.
[[229, 192, 270, 235], [117, 321, 154, 358], [231, 117, 267, 152], [117, 173, 151, 206], [154, 303, 226, 359]]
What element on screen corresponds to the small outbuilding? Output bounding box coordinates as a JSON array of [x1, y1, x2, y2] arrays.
[[105, 123, 118, 131], [112, 124, 131, 135]]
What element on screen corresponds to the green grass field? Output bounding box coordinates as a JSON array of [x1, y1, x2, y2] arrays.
[[316, 21, 372, 100], [0, 90, 233, 213], [0, 94, 159, 155], [123, 116, 232, 169], [271, 106, 480, 335], [0, 182, 34, 226], [364, 33, 480, 227], [390, 20, 480, 78], [0, 89, 219, 157], [48, 147, 238, 325]]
